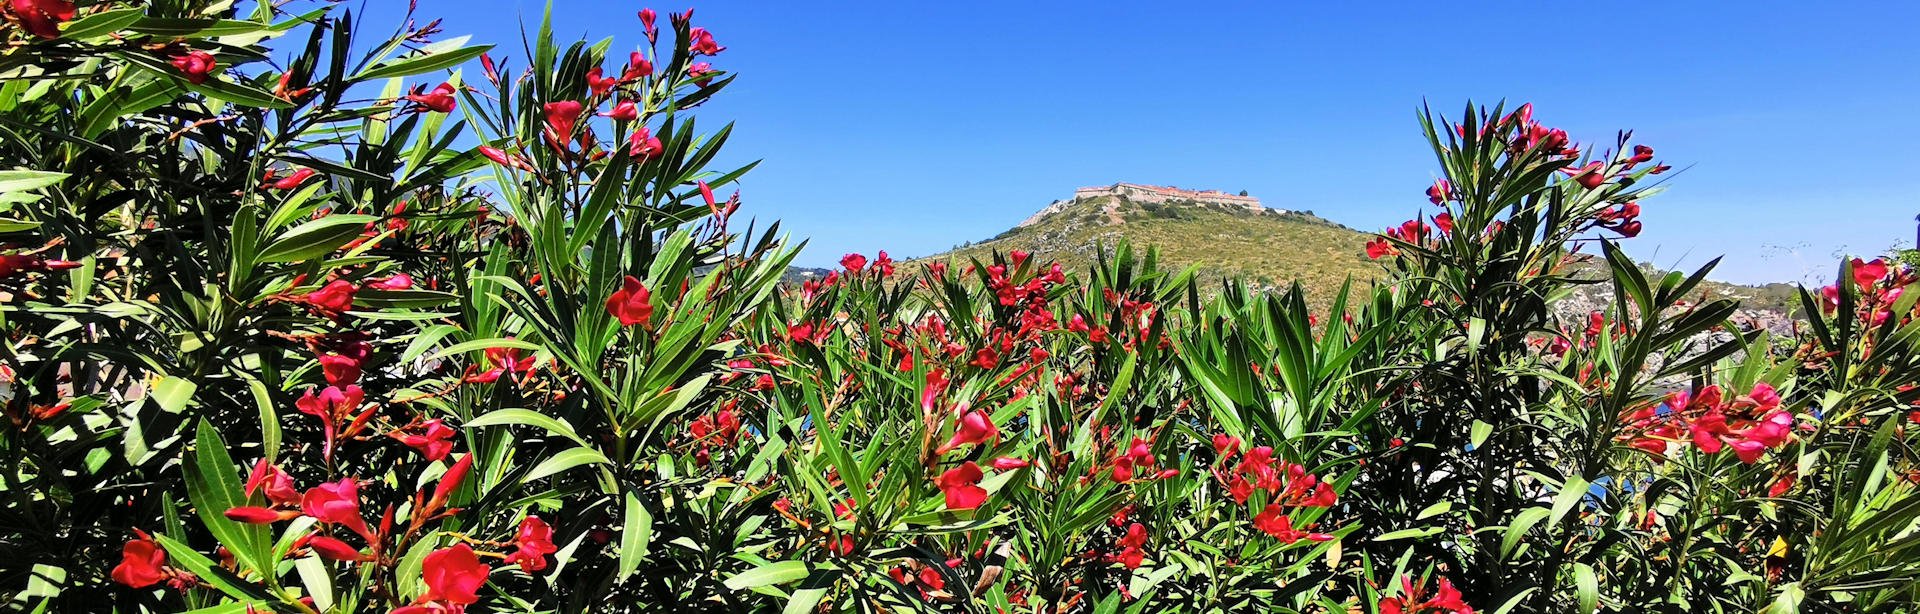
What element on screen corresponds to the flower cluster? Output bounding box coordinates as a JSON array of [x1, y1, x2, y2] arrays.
[[1620, 382, 1795, 463]]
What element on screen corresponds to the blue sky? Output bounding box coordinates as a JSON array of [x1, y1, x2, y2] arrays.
[[356, 1, 1920, 285]]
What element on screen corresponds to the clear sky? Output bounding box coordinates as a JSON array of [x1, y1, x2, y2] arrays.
[[356, 1, 1920, 285]]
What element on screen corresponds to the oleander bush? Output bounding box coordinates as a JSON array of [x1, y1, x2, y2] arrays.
[[4, 2, 1920, 613]]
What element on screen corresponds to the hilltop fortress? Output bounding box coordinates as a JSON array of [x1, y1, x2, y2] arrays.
[[1019, 182, 1276, 227]]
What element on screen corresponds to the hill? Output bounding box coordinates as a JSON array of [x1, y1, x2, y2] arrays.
[[916, 188, 1803, 324]]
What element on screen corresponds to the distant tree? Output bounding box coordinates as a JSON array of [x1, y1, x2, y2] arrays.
[[1239, 189, 1250, 196]]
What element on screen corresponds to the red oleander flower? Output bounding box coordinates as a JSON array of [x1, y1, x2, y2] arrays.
[[628, 127, 663, 159], [841, 252, 868, 273], [169, 50, 218, 84], [111, 534, 167, 588], [0, 253, 81, 277], [428, 453, 474, 512], [1252, 505, 1333, 543], [406, 82, 457, 113], [1852, 258, 1889, 290], [1213, 432, 1241, 460], [464, 345, 535, 383], [586, 67, 620, 96], [1365, 237, 1398, 260], [295, 384, 364, 461], [479, 145, 534, 171], [1565, 161, 1606, 189], [505, 516, 559, 572], [267, 168, 316, 190], [307, 535, 366, 562], [366, 273, 414, 290], [1628, 144, 1654, 164], [304, 279, 357, 314], [687, 62, 714, 85], [224, 506, 283, 524], [874, 251, 895, 276], [302, 478, 373, 541], [688, 26, 725, 55], [1425, 178, 1451, 204], [10, 0, 77, 39], [1381, 575, 1474, 614], [319, 353, 362, 387], [936, 409, 998, 454], [394, 419, 458, 461], [1433, 212, 1454, 235], [936, 462, 987, 510], [638, 8, 658, 42], [623, 51, 653, 81], [420, 544, 490, 606], [542, 101, 584, 149], [605, 275, 654, 327], [601, 99, 639, 121], [990, 457, 1030, 470], [245, 459, 303, 506]]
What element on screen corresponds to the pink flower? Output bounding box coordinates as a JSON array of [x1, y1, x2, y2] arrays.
[[687, 62, 715, 85], [363, 273, 414, 291], [936, 462, 988, 510], [1565, 161, 1606, 189]]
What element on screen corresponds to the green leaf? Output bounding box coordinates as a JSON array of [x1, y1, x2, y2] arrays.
[[0, 170, 67, 194], [355, 43, 493, 81], [1372, 526, 1443, 542], [617, 491, 652, 582], [723, 561, 809, 590], [465, 408, 587, 446], [184, 421, 272, 580], [427, 337, 540, 362], [1574, 562, 1598, 614], [1500, 507, 1551, 560], [257, 215, 377, 263], [152, 376, 196, 414], [58, 8, 144, 40], [522, 447, 609, 482]]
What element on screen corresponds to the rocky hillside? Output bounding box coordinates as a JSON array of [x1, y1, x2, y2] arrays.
[[917, 193, 1803, 331]]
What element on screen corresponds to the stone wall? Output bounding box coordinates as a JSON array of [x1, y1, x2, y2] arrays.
[[1073, 182, 1263, 211]]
